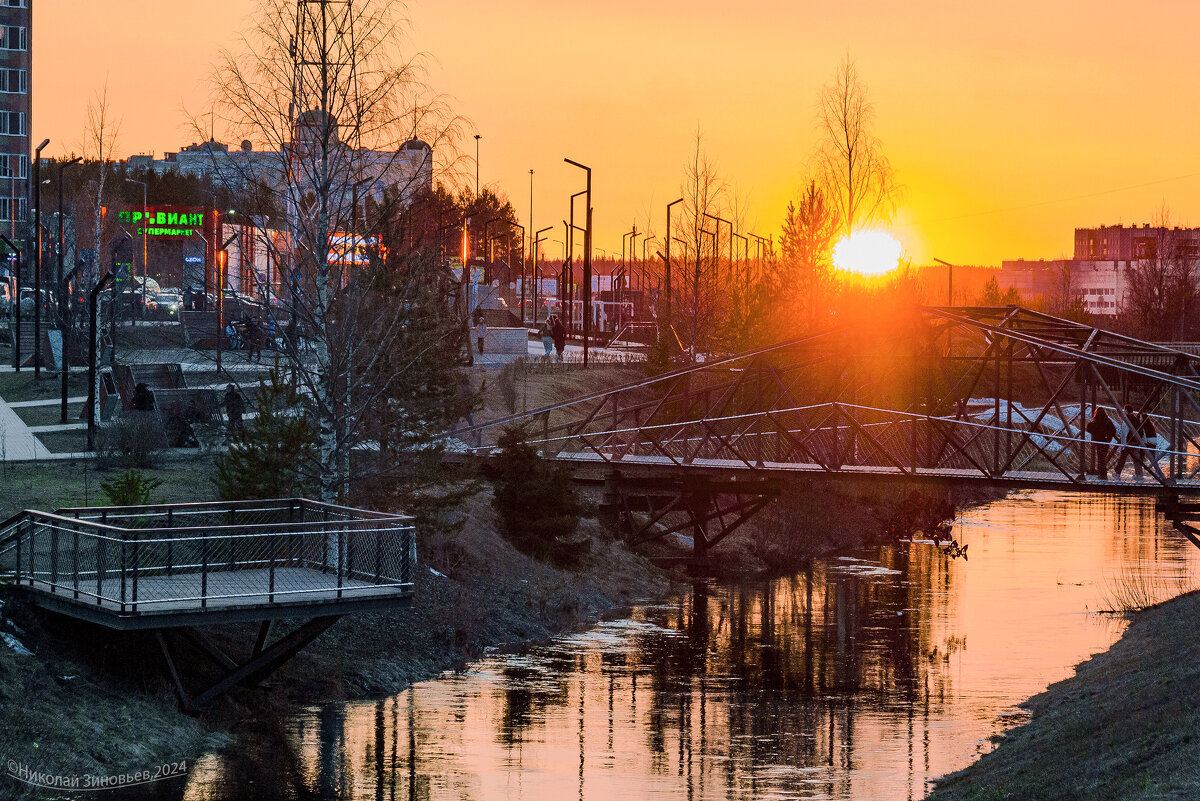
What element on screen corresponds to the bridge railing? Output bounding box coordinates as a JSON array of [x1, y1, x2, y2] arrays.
[[0, 499, 416, 615], [472, 402, 1200, 487]]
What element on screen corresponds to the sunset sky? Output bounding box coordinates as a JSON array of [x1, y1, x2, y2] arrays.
[[34, 0, 1200, 266]]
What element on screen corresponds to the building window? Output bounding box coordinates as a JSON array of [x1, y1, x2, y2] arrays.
[[0, 26, 26, 51], [1, 0, 27, 7], [0, 69, 26, 94], [0, 196, 27, 221], [0, 111, 24, 136], [0, 153, 27, 178]]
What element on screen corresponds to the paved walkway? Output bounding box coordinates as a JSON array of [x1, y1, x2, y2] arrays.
[[0, 392, 53, 460]]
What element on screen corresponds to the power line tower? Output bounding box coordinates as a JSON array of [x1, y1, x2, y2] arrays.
[[289, 0, 362, 149], [285, 0, 365, 297]]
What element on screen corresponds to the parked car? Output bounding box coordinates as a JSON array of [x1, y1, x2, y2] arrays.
[[19, 288, 56, 317], [155, 292, 183, 319]]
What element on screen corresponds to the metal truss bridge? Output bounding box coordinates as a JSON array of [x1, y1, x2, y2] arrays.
[[464, 306, 1200, 552]]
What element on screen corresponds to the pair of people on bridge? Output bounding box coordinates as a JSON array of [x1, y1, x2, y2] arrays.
[[1085, 405, 1158, 480]]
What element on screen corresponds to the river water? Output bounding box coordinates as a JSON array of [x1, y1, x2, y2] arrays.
[[180, 490, 1200, 800]]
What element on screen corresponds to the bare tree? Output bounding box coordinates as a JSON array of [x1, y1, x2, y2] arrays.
[[676, 130, 727, 359], [205, 0, 467, 502], [80, 84, 122, 282], [815, 56, 896, 238], [1123, 209, 1197, 339]]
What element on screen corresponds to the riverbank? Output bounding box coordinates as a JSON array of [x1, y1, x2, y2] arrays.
[[926, 589, 1200, 800]]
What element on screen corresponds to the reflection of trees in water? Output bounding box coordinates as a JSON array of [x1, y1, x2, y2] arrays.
[[622, 543, 958, 797], [185, 706, 322, 801], [497, 660, 571, 748], [187, 544, 960, 801]]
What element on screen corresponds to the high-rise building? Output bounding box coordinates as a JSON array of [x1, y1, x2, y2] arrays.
[[0, 0, 29, 234]]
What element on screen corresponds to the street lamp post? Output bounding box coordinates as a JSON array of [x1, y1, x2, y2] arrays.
[[474, 134, 481, 196], [0, 235, 20, 370], [567, 189, 587, 334], [216, 232, 238, 372], [532, 226, 552, 325], [665, 198, 683, 349], [933, 257, 954, 305], [89, 236, 129, 450], [32, 138, 49, 376], [124, 177, 149, 319], [58, 157, 82, 422], [526, 169, 533, 324], [509, 221, 525, 323]]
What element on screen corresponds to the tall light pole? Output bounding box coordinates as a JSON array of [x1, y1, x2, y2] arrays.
[[564, 159, 592, 368], [933, 257, 954, 305], [510, 221, 524, 323], [532, 226, 552, 325], [474, 134, 481, 197], [525, 169, 533, 324], [1, 235, 21, 371], [125, 177, 148, 318], [567, 189, 587, 334], [58, 157, 82, 422], [32, 138, 49, 376], [665, 198, 683, 348]]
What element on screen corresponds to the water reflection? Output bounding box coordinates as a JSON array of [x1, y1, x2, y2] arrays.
[[182, 491, 1200, 800]]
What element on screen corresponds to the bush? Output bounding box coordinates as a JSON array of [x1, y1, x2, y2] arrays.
[[99, 468, 162, 506], [488, 425, 583, 565], [95, 412, 168, 469]]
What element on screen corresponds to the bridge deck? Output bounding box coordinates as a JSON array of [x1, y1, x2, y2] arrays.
[[23, 567, 411, 629], [556, 452, 1192, 495]]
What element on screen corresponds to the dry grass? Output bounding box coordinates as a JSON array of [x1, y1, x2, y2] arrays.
[[927, 590, 1200, 800], [1097, 567, 1194, 615]]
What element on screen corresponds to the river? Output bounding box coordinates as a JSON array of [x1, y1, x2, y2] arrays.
[[179, 490, 1200, 800]]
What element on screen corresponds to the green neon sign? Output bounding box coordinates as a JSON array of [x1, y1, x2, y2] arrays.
[[117, 209, 207, 238]]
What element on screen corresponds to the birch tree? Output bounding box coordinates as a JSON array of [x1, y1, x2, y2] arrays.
[[815, 56, 896, 238], [80, 84, 121, 284], [206, 0, 466, 502]]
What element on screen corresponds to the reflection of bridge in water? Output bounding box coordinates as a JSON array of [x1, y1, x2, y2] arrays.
[[467, 307, 1200, 556]]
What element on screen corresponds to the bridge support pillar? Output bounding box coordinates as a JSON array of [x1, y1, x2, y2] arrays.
[[156, 615, 342, 711]]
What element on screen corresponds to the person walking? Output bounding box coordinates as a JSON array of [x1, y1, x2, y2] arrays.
[[551, 314, 567, 362], [1085, 406, 1117, 479], [224, 383, 245, 440], [1113, 404, 1144, 479], [472, 311, 488, 356], [540, 318, 554, 360], [1138, 410, 1159, 476], [244, 318, 263, 363]]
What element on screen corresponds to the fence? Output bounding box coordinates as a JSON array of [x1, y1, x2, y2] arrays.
[[0, 498, 416, 616]]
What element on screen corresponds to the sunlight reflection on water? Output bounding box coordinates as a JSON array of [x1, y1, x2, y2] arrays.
[[181, 490, 1200, 801]]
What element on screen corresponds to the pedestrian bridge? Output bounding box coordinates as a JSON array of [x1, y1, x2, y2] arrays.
[[0, 498, 416, 707], [462, 306, 1200, 549]]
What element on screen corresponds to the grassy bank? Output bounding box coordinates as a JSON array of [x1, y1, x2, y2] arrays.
[[925, 591, 1200, 800]]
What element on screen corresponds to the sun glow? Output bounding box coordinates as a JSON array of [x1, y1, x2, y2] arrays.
[[832, 231, 904, 276]]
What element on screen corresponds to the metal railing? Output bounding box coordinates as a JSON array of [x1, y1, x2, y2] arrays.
[[465, 401, 1200, 489], [0, 498, 416, 615]]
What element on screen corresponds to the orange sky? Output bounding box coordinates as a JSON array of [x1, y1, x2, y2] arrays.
[[34, 0, 1200, 265]]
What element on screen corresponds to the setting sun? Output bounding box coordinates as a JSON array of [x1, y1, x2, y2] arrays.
[[832, 231, 904, 276]]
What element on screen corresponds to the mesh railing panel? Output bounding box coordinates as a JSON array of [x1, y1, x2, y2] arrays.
[[1, 500, 415, 615]]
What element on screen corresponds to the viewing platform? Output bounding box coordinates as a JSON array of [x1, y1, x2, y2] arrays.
[[0, 498, 416, 630], [0, 498, 416, 708]]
